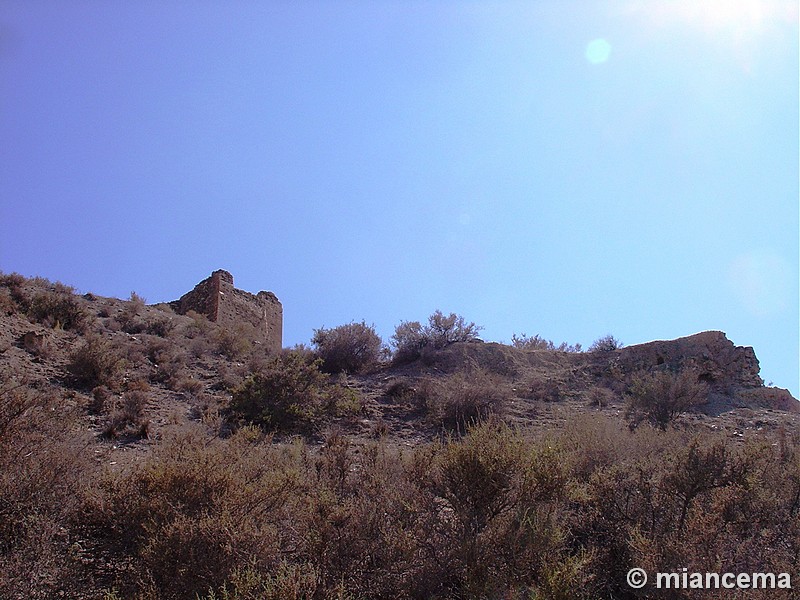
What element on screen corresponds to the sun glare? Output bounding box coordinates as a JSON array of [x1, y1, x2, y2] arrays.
[[626, 0, 796, 38]]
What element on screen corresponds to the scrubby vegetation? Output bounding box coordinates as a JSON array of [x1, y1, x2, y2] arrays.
[[0, 272, 798, 599], [511, 333, 582, 353], [3, 400, 798, 599], [625, 369, 708, 431], [392, 310, 483, 363], [589, 334, 624, 352], [312, 321, 383, 374], [228, 352, 360, 433]]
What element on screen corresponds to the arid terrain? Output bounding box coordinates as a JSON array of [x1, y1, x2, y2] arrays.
[[1, 271, 798, 600]]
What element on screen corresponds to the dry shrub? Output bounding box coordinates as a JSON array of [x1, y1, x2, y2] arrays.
[[524, 377, 564, 403], [0, 274, 27, 317], [177, 376, 204, 396], [86, 425, 299, 600], [392, 310, 482, 364], [511, 333, 582, 353], [588, 334, 623, 352], [625, 369, 708, 430], [146, 337, 188, 386], [214, 322, 258, 360], [20, 331, 52, 358], [312, 321, 383, 374], [558, 419, 800, 598], [89, 385, 111, 414], [0, 373, 94, 599], [0, 272, 26, 292], [199, 564, 322, 600], [428, 422, 578, 597], [27, 287, 89, 332], [114, 292, 148, 334], [586, 385, 614, 407], [10, 399, 789, 600], [67, 335, 127, 390], [289, 435, 437, 597], [145, 315, 176, 337], [0, 288, 16, 315], [417, 370, 510, 431], [102, 387, 150, 440], [190, 336, 215, 360], [384, 379, 417, 403], [183, 310, 212, 338], [370, 417, 390, 438]]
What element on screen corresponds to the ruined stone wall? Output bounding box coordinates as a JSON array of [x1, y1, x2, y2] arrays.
[[172, 270, 282, 354]]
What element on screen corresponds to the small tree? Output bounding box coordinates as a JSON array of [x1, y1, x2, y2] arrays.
[[589, 334, 623, 352], [392, 310, 482, 363], [625, 370, 708, 431], [312, 321, 383, 374]]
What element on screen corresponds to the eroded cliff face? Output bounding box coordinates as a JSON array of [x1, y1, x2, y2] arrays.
[[611, 331, 796, 412], [421, 331, 798, 413], [615, 331, 763, 390], [171, 270, 282, 355]]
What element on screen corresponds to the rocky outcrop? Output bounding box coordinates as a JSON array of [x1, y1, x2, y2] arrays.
[[171, 270, 282, 354], [417, 331, 797, 413], [615, 331, 763, 391]]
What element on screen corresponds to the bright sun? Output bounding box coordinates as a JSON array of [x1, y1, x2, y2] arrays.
[[627, 0, 796, 38]]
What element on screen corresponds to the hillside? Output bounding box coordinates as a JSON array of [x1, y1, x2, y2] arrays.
[[0, 271, 798, 599]]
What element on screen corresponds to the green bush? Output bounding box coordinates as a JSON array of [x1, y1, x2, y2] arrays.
[[625, 369, 707, 430], [430, 422, 575, 597], [228, 352, 358, 432], [311, 321, 383, 373]]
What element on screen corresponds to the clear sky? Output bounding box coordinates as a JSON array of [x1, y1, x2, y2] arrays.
[[1, 1, 798, 395]]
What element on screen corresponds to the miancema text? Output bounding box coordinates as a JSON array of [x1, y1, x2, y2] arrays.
[[657, 570, 791, 590]]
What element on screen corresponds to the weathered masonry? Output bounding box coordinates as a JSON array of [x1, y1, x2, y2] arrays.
[[171, 270, 282, 354]]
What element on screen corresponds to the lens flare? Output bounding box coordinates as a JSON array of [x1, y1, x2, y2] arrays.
[[586, 38, 611, 64]]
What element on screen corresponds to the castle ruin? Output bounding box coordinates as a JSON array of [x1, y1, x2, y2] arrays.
[[171, 270, 282, 354]]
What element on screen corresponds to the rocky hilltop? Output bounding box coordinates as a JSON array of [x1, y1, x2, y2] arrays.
[[420, 331, 797, 415]]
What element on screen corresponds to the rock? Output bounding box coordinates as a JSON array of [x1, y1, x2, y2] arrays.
[[615, 331, 763, 391], [21, 331, 50, 356]]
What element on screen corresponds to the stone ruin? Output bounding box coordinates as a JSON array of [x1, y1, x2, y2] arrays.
[[171, 270, 282, 355]]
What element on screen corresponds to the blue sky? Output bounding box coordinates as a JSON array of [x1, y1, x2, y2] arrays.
[[1, 1, 797, 395]]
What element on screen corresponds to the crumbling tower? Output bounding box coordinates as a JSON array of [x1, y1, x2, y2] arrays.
[[171, 269, 282, 354]]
